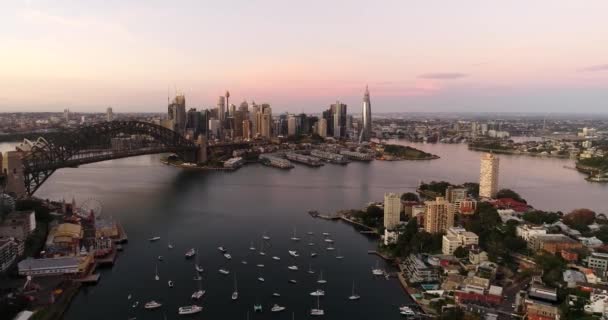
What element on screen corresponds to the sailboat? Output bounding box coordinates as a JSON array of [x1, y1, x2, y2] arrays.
[[155, 264, 159, 281], [271, 304, 286, 312], [232, 274, 239, 300], [372, 260, 384, 276], [262, 231, 270, 240], [335, 249, 344, 259], [191, 275, 205, 300], [167, 235, 173, 249], [310, 296, 324, 316], [259, 241, 266, 256], [317, 270, 327, 284], [168, 280, 174, 288], [308, 263, 315, 274], [288, 265, 298, 271], [144, 300, 162, 309], [249, 241, 256, 251], [348, 281, 360, 300], [194, 249, 203, 273], [290, 228, 301, 241]]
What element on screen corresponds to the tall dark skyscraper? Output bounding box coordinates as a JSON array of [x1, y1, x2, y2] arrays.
[[360, 85, 372, 142]]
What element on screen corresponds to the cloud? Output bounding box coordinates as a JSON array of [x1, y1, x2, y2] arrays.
[[580, 64, 608, 72], [418, 72, 468, 80]]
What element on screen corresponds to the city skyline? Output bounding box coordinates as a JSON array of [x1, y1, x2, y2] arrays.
[[1, 1, 608, 113]]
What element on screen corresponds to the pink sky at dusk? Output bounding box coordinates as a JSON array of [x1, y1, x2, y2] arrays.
[[1, 0, 608, 113]]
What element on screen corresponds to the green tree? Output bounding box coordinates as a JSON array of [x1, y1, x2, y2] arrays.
[[496, 188, 526, 203], [522, 210, 561, 225], [400, 192, 419, 202], [563, 208, 596, 232], [453, 246, 469, 258]]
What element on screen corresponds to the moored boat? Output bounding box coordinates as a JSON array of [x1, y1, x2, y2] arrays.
[[178, 305, 202, 315], [145, 300, 162, 309]]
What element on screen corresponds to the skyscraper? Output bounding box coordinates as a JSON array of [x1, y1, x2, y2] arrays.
[[424, 197, 455, 234], [318, 118, 327, 137], [383, 193, 402, 230], [360, 85, 372, 142], [63, 108, 70, 122], [106, 107, 113, 122], [479, 153, 500, 198], [217, 96, 226, 122], [225, 90, 231, 116], [330, 101, 347, 139]]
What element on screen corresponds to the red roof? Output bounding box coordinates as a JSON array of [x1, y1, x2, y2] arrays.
[[491, 198, 530, 212]]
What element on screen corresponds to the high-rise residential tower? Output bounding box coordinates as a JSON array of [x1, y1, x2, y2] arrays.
[[424, 197, 454, 234], [360, 85, 372, 142], [383, 193, 402, 230], [106, 107, 113, 121], [217, 96, 226, 122], [479, 153, 500, 198]]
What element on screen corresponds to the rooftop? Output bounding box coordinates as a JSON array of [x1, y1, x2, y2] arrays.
[[18, 256, 80, 271]]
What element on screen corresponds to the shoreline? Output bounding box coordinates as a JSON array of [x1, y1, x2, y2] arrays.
[[468, 145, 571, 159]]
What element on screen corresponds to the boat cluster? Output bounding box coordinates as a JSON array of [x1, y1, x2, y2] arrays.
[[136, 230, 407, 317]]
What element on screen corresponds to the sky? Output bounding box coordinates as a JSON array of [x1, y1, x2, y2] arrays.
[[1, 0, 608, 114]]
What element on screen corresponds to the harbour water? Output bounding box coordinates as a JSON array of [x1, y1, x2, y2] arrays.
[[2, 140, 607, 319]]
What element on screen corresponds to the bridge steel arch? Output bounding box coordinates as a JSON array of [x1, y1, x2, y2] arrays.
[[21, 121, 197, 195]]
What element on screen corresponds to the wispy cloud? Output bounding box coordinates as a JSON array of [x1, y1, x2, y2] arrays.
[[580, 64, 608, 72], [418, 72, 468, 79]]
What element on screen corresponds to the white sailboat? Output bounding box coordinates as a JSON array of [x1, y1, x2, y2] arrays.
[[219, 268, 230, 275], [317, 270, 327, 284], [155, 264, 159, 281], [272, 256, 281, 261], [232, 274, 239, 300], [288, 265, 298, 271], [308, 263, 315, 274], [335, 249, 344, 259], [249, 241, 256, 251], [259, 241, 266, 256], [168, 280, 174, 288], [310, 296, 324, 316], [372, 260, 384, 276], [262, 231, 270, 240], [149, 236, 161, 242], [195, 249, 203, 273], [290, 228, 301, 241], [167, 234, 173, 249], [348, 281, 360, 300]]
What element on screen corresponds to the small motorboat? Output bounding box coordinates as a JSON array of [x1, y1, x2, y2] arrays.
[[288, 265, 298, 271], [191, 290, 205, 300], [157, 255, 164, 261], [218, 246, 227, 253], [310, 289, 325, 297], [132, 301, 139, 308], [271, 304, 286, 312], [185, 248, 196, 258], [144, 300, 162, 309], [195, 264, 204, 273], [224, 253, 232, 260], [149, 236, 161, 242], [272, 256, 281, 261], [288, 279, 297, 284], [272, 292, 281, 297], [178, 305, 202, 315], [288, 250, 299, 257], [168, 280, 174, 288], [219, 269, 230, 275]]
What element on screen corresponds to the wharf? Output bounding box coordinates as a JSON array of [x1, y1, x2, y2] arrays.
[[114, 223, 128, 244], [75, 273, 101, 284], [340, 216, 378, 234], [367, 250, 394, 261], [96, 249, 117, 267]]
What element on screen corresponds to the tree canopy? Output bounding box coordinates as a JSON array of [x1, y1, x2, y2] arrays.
[[522, 210, 561, 225], [400, 192, 420, 202], [496, 188, 526, 203]]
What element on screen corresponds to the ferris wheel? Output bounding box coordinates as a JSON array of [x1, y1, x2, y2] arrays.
[[80, 198, 103, 217]]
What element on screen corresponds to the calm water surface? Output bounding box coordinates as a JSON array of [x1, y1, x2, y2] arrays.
[[2, 140, 607, 319]]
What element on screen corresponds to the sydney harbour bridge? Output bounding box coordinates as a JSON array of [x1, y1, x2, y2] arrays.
[[2, 121, 251, 197]]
